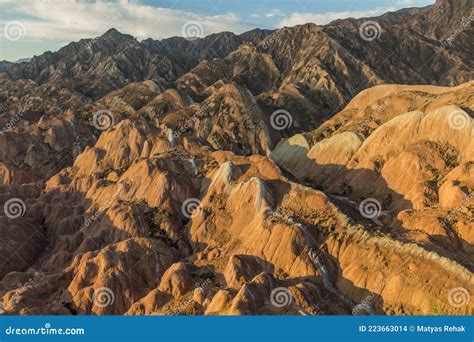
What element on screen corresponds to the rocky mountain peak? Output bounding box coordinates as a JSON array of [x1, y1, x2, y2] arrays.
[[98, 27, 135, 43]]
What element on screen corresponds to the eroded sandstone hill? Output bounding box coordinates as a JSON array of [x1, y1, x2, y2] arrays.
[[0, 0, 473, 315], [1, 83, 472, 315]]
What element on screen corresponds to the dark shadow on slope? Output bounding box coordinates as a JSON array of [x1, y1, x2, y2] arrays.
[[270, 140, 413, 234], [422, 234, 474, 272], [0, 173, 204, 316]]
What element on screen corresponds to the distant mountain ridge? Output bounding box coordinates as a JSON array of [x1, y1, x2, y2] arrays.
[[4, 0, 473, 101]]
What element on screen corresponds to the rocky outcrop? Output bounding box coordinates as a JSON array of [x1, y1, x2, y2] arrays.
[[0, 0, 473, 317]]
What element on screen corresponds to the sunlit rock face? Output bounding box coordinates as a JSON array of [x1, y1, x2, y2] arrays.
[[0, 0, 473, 316]]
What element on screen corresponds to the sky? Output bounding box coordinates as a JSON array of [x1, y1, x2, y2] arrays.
[[0, 0, 435, 61]]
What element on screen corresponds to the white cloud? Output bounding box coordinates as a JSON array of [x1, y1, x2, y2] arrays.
[[0, 0, 435, 60], [396, 0, 416, 5], [0, 0, 256, 42], [278, 7, 397, 27], [277, 0, 435, 27], [266, 9, 285, 18]]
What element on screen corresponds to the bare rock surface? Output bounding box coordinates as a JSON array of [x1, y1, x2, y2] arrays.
[[0, 0, 473, 316]]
